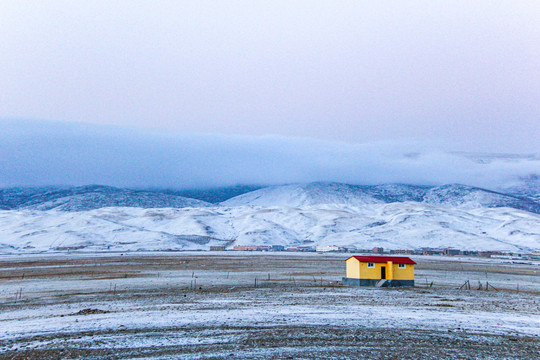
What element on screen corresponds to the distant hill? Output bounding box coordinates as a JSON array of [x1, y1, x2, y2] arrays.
[[1, 202, 538, 253], [155, 185, 263, 204], [497, 174, 540, 203], [0, 185, 210, 211], [221, 183, 427, 208], [222, 182, 540, 214], [423, 184, 540, 212], [0, 182, 538, 254], [2, 182, 538, 213]]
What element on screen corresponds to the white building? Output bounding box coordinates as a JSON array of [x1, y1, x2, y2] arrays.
[[316, 245, 343, 252]]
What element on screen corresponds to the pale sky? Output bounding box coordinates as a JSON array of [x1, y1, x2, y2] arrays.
[[1, 1, 539, 152]]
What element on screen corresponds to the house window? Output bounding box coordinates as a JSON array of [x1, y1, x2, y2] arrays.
[[367, 262, 375, 268], [398, 264, 406, 269]]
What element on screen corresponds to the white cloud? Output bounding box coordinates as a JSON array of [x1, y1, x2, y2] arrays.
[[0, 119, 537, 190]]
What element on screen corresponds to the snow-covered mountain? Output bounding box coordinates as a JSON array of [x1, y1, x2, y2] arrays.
[[0, 203, 538, 253], [423, 184, 540, 213], [0, 185, 210, 211], [161, 185, 263, 204], [0, 182, 538, 253], [223, 182, 386, 207], [497, 174, 540, 203], [222, 182, 540, 214]]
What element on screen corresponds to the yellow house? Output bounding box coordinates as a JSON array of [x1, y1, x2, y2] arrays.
[[343, 256, 415, 287]]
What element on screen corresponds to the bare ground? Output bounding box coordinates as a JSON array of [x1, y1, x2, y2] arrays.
[[0, 253, 538, 359]]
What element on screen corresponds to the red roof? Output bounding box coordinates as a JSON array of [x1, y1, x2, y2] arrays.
[[347, 256, 416, 265]]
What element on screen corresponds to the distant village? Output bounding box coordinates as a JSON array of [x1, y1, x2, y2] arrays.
[[208, 245, 539, 260]]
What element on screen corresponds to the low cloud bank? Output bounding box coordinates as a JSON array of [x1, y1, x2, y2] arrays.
[[1, 119, 537, 190]]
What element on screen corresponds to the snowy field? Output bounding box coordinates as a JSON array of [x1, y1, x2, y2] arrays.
[[0, 253, 538, 359]]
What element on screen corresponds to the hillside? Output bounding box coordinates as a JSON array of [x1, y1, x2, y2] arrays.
[[498, 175, 540, 203], [156, 185, 263, 204], [1, 202, 539, 253], [0, 185, 210, 211], [222, 182, 540, 213], [0, 182, 538, 254]]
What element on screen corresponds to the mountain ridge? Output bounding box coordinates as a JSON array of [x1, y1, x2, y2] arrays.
[[1, 182, 538, 213], [221, 182, 540, 214], [0, 185, 211, 211], [0, 182, 538, 254]]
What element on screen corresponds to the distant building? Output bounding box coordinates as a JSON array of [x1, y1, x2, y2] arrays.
[[491, 254, 526, 260], [233, 245, 270, 251], [479, 251, 502, 258], [209, 246, 226, 251], [343, 256, 415, 287], [394, 249, 414, 255], [372, 247, 384, 254], [285, 246, 315, 252], [233, 246, 254, 251], [270, 245, 285, 251], [297, 246, 316, 252], [316, 245, 344, 252], [443, 248, 461, 256]]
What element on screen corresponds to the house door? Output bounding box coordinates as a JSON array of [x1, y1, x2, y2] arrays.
[[381, 266, 386, 279]]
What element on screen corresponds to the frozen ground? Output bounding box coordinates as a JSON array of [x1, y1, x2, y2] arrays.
[[0, 253, 538, 359]]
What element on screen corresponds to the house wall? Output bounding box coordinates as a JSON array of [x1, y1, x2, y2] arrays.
[[360, 261, 383, 280], [346, 258, 414, 280], [346, 258, 360, 278], [391, 263, 414, 280]]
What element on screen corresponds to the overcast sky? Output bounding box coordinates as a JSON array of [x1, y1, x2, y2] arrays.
[[1, 1, 539, 153]]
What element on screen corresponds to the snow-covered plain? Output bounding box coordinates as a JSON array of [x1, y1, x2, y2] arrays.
[[0, 202, 539, 253], [0, 254, 538, 359]]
